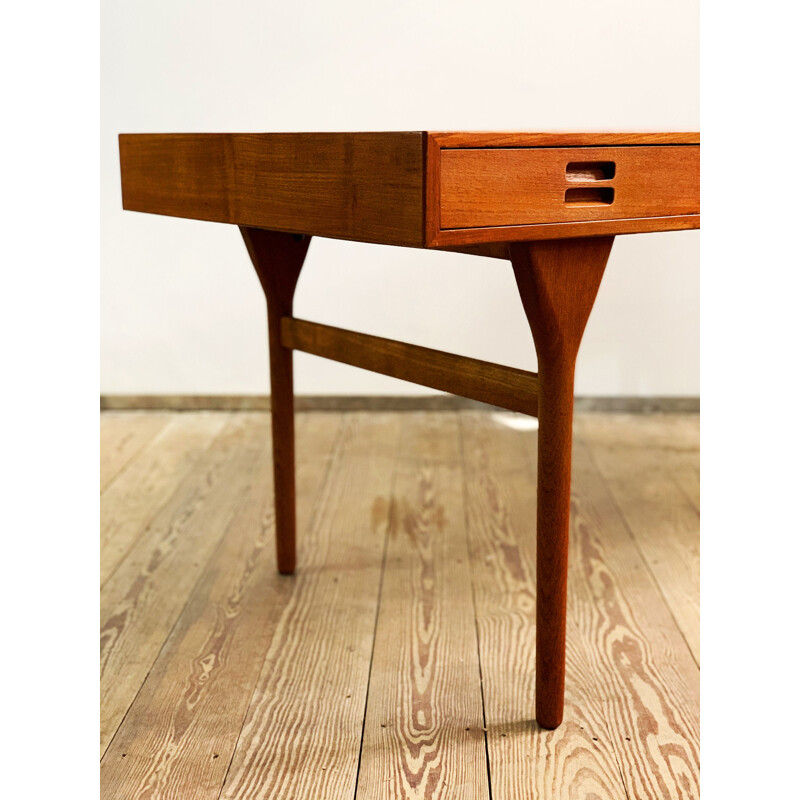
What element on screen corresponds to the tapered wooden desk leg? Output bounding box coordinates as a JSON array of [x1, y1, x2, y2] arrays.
[[240, 228, 311, 575], [510, 236, 614, 729]]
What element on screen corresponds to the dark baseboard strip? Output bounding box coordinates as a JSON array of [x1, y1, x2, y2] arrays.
[[100, 394, 699, 414], [576, 396, 700, 413]]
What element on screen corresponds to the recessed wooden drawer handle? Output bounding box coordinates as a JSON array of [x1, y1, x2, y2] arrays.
[[566, 161, 616, 181], [564, 187, 615, 206]]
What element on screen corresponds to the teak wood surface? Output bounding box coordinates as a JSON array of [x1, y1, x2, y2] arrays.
[[120, 131, 699, 246], [117, 131, 699, 736]]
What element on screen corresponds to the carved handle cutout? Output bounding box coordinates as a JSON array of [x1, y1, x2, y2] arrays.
[[564, 187, 615, 206], [566, 161, 616, 181]]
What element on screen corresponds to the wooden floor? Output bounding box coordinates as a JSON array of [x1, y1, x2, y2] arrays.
[[100, 411, 699, 800]]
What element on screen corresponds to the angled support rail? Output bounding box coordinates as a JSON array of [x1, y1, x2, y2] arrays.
[[281, 317, 539, 417]]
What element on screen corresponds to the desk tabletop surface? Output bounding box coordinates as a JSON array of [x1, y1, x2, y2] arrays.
[[119, 131, 699, 249]]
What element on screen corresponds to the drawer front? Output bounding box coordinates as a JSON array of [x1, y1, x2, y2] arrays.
[[439, 145, 699, 229]]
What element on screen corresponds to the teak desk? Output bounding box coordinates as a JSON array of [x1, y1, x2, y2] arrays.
[[118, 131, 700, 729]]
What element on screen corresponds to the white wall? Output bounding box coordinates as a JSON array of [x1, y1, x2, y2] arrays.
[[101, 0, 699, 397]]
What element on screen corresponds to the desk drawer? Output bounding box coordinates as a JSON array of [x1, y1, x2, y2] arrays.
[[439, 145, 699, 229]]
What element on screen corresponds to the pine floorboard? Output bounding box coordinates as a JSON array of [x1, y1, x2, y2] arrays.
[[100, 412, 228, 585], [356, 414, 489, 800], [574, 415, 700, 663], [101, 413, 343, 799], [100, 411, 700, 799], [100, 412, 171, 492]]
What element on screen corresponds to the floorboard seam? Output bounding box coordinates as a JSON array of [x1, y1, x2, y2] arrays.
[[351, 415, 404, 800], [100, 652, 156, 763], [457, 414, 494, 800]]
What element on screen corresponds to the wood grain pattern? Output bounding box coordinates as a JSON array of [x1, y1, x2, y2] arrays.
[[100, 414, 267, 754], [510, 237, 614, 728], [575, 415, 700, 662], [460, 413, 629, 800], [282, 317, 540, 416], [100, 413, 343, 799], [461, 413, 699, 799], [356, 414, 489, 800], [100, 413, 227, 585], [568, 435, 700, 798], [439, 146, 699, 229], [100, 411, 699, 799], [120, 133, 425, 246], [100, 412, 170, 492], [240, 228, 311, 574], [219, 414, 403, 800], [576, 414, 700, 512]]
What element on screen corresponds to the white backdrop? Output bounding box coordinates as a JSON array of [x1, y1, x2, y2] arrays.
[[101, 0, 699, 397]]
